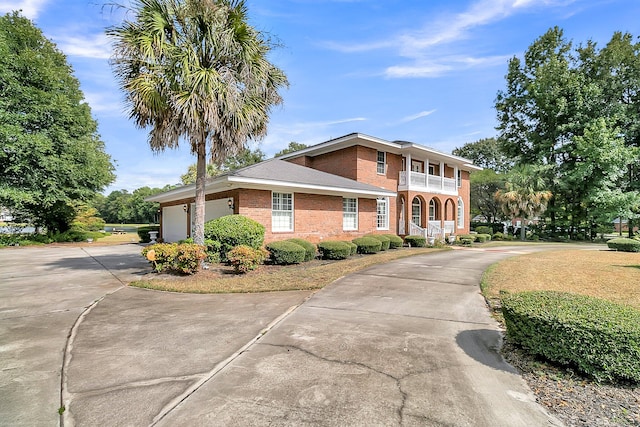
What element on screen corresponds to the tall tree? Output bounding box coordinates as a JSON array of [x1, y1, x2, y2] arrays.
[[274, 141, 308, 157], [221, 146, 265, 171], [0, 12, 115, 232], [495, 165, 552, 241], [468, 169, 506, 223], [108, 0, 288, 245], [452, 137, 513, 172], [181, 163, 220, 185]]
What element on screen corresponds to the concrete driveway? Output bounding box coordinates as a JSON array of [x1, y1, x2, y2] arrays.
[[0, 243, 568, 426]]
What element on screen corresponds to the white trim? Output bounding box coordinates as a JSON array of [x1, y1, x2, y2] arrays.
[[457, 197, 464, 229], [377, 151, 386, 175]]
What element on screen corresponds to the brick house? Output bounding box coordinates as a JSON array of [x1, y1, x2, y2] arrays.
[[147, 133, 481, 243]]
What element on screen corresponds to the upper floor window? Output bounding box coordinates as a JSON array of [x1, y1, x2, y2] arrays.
[[428, 164, 435, 175], [457, 170, 462, 187], [376, 197, 389, 230], [343, 198, 358, 231], [272, 192, 293, 232], [377, 151, 386, 175]]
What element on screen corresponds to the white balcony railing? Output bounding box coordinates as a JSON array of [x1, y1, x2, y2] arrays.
[[399, 171, 457, 194]]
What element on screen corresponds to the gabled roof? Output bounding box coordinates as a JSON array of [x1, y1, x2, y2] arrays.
[[146, 158, 396, 203], [278, 132, 482, 171]]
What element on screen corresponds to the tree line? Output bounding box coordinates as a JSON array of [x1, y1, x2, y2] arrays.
[[455, 28, 640, 239]]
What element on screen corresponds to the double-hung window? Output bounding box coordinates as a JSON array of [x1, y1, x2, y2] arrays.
[[272, 192, 293, 232], [376, 151, 386, 175], [343, 198, 358, 231], [457, 170, 462, 188], [376, 197, 389, 230]]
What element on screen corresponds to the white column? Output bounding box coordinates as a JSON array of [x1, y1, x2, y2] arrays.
[[440, 161, 445, 191], [425, 158, 429, 190]]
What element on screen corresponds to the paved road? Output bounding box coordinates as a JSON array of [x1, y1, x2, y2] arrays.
[[0, 243, 573, 426]]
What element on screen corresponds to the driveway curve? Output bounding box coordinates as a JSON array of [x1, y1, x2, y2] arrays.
[[0, 244, 577, 426]]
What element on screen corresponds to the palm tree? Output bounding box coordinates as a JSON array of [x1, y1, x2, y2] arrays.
[[108, 0, 288, 245], [495, 165, 553, 240]]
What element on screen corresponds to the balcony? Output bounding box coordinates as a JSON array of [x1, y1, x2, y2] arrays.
[[398, 171, 458, 195]]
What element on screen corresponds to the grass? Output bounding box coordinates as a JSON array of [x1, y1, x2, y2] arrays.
[[482, 248, 640, 311], [131, 247, 447, 294]]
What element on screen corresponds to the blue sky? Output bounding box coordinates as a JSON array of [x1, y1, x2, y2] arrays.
[[2, 0, 639, 193]]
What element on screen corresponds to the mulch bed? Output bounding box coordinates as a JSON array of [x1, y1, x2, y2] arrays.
[[501, 340, 640, 426]]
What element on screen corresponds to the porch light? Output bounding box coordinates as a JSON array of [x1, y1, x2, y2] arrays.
[[182, 204, 187, 212], [228, 198, 234, 210]]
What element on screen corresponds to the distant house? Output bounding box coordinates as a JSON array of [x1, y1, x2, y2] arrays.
[[147, 133, 481, 243], [0, 207, 13, 222]]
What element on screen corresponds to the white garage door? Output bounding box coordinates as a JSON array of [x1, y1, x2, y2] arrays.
[[163, 205, 188, 243], [190, 199, 233, 232]]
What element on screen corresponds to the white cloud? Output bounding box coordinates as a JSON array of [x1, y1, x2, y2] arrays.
[[323, 0, 576, 77], [52, 33, 112, 59], [0, 0, 49, 19], [399, 110, 437, 123]]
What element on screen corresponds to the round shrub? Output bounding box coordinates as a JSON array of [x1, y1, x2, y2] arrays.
[[227, 245, 268, 273], [501, 291, 640, 383], [476, 234, 492, 243], [457, 234, 477, 242], [607, 237, 640, 252], [365, 234, 391, 250], [404, 235, 426, 247], [384, 234, 404, 249], [265, 241, 306, 265], [352, 237, 382, 254], [492, 232, 504, 241], [286, 238, 317, 261], [204, 215, 265, 261], [318, 241, 352, 260], [142, 243, 205, 274]]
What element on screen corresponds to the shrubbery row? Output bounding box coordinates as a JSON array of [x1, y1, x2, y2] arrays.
[[501, 290, 640, 383]]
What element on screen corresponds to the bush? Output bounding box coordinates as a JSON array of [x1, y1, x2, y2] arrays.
[[607, 237, 640, 252], [457, 234, 477, 242], [492, 232, 504, 241], [384, 234, 404, 249], [352, 237, 382, 254], [461, 238, 473, 246], [227, 245, 268, 273], [265, 241, 306, 265], [142, 243, 205, 274], [501, 291, 640, 383], [365, 234, 391, 250], [474, 226, 492, 235], [137, 226, 160, 243], [317, 241, 352, 260], [476, 233, 492, 243], [404, 235, 426, 247], [204, 215, 265, 261], [286, 238, 317, 261], [347, 242, 358, 255]]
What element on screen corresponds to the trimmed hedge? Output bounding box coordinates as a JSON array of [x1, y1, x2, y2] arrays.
[[227, 245, 268, 273], [142, 243, 206, 275], [457, 234, 477, 242], [384, 234, 404, 249], [501, 291, 640, 383], [404, 235, 426, 247], [204, 215, 265, 261], [347, 242, 358, 256], [365, 234, 391, 251], [476, 233, 492, 243], [318, 240, 352, 260], [265, 241, 306, 265], [286, 238, 317, 261], [352, 237, 382, 254], [607, 237, 640, 252]]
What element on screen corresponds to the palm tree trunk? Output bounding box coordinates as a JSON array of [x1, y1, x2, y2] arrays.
[[520, 219, 526, 241], [193, 140, 206, 246]]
